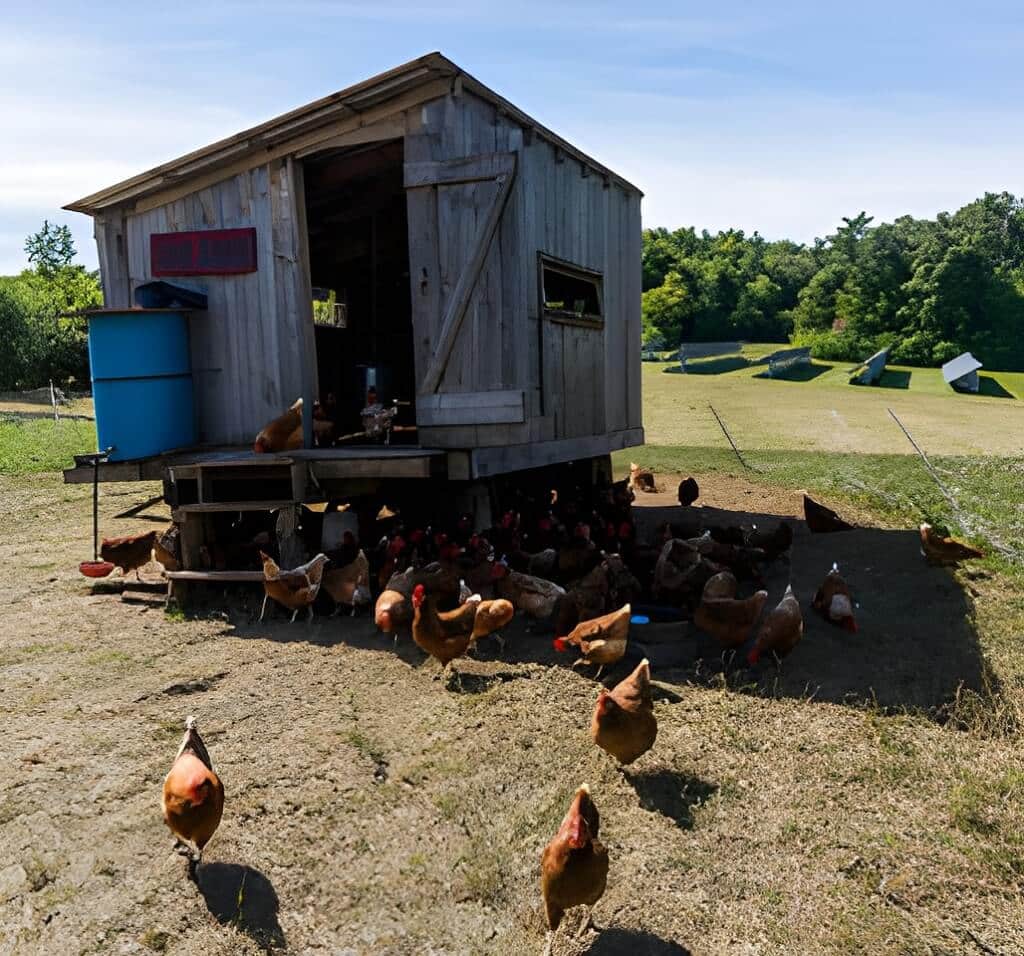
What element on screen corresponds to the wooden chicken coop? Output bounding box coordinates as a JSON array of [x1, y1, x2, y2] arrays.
[[62, 53, 644, 569]]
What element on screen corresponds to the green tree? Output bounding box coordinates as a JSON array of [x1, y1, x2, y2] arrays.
[[24, 221, 76, 278]]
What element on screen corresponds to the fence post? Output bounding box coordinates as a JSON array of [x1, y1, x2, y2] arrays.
[[50, 380, 58, 422]]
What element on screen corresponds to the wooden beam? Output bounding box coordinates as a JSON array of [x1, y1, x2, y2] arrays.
[[293, 117, 406, 159], [469, 427, 645, 478], [419, 152, 518, 394], [164, 570, 265, 582], [417, 389, 525, 426], [129, 79, 450, 216], [404, 151, 516, 189]]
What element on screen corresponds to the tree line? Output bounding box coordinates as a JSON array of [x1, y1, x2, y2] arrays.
[[0, 223, 102, 390], [641, 192, 1024, 370]]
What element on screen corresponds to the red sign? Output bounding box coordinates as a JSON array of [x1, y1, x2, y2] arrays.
[[151, 228, 258, 276]]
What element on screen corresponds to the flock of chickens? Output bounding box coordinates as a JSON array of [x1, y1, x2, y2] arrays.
[[145, 467, 990, 953]]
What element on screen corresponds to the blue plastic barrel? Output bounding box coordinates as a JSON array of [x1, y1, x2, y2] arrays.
[[86, 309, 196, 461]]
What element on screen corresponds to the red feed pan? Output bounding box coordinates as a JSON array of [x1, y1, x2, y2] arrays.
[[80, 561, 115, 578]]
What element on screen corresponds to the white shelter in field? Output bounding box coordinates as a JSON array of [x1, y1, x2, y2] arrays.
[[941, 352, 982, 393]]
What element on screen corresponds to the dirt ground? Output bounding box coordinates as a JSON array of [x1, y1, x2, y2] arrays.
[[1, 472, 1022, 955]]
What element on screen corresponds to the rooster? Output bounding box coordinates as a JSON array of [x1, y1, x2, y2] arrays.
[[162, 716, 224, 875], [253, 398, 303, 453], [919, 523, 985, 566], [540, 784, 609, 955], [259, 551, 329, 623], [591, 658, 657, 765], [812, 562, 857, 631]]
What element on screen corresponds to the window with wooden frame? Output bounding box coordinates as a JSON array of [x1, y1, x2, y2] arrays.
[[539, 254, 603, 327]]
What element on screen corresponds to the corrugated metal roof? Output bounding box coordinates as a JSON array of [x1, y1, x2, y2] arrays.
[[65, 52, 641, 214], [941, 352, 983, 383]]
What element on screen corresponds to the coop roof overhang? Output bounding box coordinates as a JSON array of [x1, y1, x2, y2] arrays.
[[65, 52, 641, 216]]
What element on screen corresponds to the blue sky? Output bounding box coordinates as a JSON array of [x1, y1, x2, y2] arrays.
[[3, 0, 1024, 272]]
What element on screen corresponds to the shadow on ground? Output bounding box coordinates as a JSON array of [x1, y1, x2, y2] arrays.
[[624, 768, 718, 830], [977, 375, 1016, 399], [875, 369, 912, 389], [194, 862, 285, 949], [664, 356, 753, 375], [757, 361, 831, 382], [585, 929, 692, 955]]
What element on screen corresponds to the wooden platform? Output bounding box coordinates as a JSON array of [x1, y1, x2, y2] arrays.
[[62, 444, 447, 486]]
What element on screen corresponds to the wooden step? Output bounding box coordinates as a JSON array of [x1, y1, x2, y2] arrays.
[[173, 500, 298, 515]]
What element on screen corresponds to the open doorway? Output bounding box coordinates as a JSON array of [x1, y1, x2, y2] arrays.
[[303, 139, 416, 444]]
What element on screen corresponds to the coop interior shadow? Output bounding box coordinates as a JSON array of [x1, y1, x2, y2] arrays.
[[758, 361, 831, 382], [194, 862, 285, 949]]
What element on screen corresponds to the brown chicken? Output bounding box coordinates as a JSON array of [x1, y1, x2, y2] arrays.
[[652, 538, 700, 601], [153, 525, 180, 572], [919, 523, 985, 566], [322, 549, 371, 616], [703, 570, 738, 600], [812, 562, 857, 631], [628, 462, 657, 493], [748, 584, 803, 665], [540, 784, 609, 955], [554, 603, 631, 678], [100, 529, 158, 580], [374, 564, 464, 635], [259, 551, 329, 623], [253, 398, 303, 453], [493, 562, 566, 620], [162, 716, 224, 873], [411, 583, 482, 674], [746, 521, 794, 561], [694, 586, 768, 649], [591, 658, 657, 764], [470, 598, 515, 653], [804, 494, 854, 533]]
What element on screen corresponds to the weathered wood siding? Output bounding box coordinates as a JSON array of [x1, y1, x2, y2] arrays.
[[405, 90, 642, 450], [114, 161, 315, 445]]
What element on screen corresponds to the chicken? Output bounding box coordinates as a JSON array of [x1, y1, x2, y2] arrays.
[[652, 538, 700, 601], [540, 784, 609, 955], [373, 563, 464, 635], [703, 570, 738, 600], [253, 398, 303, 454], [746, 521, 794, 561], [628, 462, 657, 493], [677, 476, 700, 507], [748, 584, 802, 665], [591, 658, 657, 764], [694, 586, 768, 649], [259, 551, 329, 623], [411, 583, 482, 675], [470, 598, 515, 653], [100, 529, 158, 580], [161, 716, 224, 873], [492, 561, 566, 620], [322, 549, 371, 616], [812, 562, 857, 631], [602, 553, 642, 608], [804, 494, 854, 533], [554, 604, 631, 678], [153, 525, 180, 572], [556, 524, 600, 583], [919, 523, 984, 566]]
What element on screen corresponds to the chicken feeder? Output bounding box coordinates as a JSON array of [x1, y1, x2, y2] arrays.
[[86, 308, 200, 461]]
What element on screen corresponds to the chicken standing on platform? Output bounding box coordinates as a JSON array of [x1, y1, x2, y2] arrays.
[[253, 398, 303, 454]]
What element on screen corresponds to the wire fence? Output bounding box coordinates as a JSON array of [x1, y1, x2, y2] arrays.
[[0, 383, 94, 422]]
